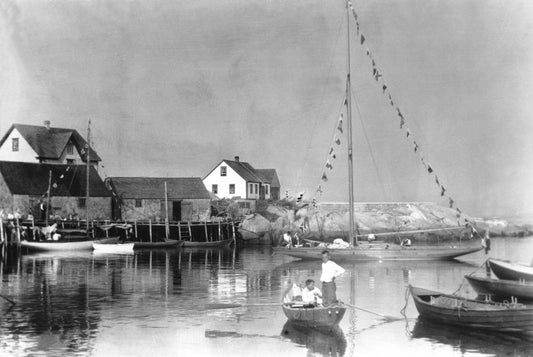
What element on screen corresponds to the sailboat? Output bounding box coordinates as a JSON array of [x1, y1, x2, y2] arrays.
[[274, 1, 483, 262], [20, 121, 119, 251]]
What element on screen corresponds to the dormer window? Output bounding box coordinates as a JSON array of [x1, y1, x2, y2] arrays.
[[220, 166, 227, 176], [12, 138, 19, 152]]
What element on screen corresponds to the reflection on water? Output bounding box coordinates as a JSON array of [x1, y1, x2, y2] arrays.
[[0, 237, 531, 356]]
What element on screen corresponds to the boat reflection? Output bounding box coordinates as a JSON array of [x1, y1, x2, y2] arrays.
[[281, 321, 347, 357], [410, 319, 533, 356]]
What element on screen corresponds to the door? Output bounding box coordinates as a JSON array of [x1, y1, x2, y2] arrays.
[[172, 201, 182, 221], [181, 202, 193, 221]]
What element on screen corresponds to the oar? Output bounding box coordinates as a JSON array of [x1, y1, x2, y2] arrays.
[[204, 302, 281, 310], [344, 303, 402, 322]]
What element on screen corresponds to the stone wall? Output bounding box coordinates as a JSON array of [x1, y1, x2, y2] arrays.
[[121, 198, 211, 221]]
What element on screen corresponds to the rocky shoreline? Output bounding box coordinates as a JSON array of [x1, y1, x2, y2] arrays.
[[236, 200, 532, 245]]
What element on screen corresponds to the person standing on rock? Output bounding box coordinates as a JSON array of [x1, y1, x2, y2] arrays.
[[320, 250, 345, 305]]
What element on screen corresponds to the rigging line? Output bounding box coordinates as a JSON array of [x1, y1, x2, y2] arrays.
[[295, 11, 345, 189], [351, 88, 389, 201]]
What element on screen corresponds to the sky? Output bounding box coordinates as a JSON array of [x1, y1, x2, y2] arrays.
[[0, 0, 532, 220]]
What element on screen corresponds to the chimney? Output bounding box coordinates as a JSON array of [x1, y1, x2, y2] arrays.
[[234, 156, 240, 162], [44, 120, 51, 130]]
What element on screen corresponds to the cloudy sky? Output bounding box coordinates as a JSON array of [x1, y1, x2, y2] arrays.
[[0, 0, 532, 220]]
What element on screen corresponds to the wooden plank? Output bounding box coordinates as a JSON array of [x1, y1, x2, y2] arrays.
[[149, 219, 153, 243], [204, 221, 209, 242], [178, 221, 182, 240], [188, 221, 192, 241]]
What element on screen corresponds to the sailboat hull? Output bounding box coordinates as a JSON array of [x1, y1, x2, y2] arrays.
[[20, 237, 120, 252], [273, 243, 483, 261]]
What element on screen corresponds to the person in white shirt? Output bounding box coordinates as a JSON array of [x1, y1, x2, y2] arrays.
[[283, 282, 303, 304], [301, 279, 322, 306], [320, 250, 345, 305]]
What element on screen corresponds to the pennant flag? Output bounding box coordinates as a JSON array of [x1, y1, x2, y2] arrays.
[[372, 59, 376, 67], [374, 71, 382, 81], [400, 116, 405, 129], [449, 198, 454, 208], [441, 186, 446, 196], [335, 137, 341, 145], [329, 147, 334, 155], [372, 68, 377, 76], [326, 161, 333, 170], [356, 22, 360, 36], [427, 164, 433, 174], [360, 34, 365, 45], [321, 172, 328, 182], [390, 100, 394, 107], [456, 207, 462, 215], [435, 176, 440, 186], [406, 129, 411, 138], [337, 114, 343, 133], [382, 84, 387, 93], [366, 48, 370, 56], [388, 93, 392, 100], [344, 97, 348, 106], [331, 154, 337, 159], [413, 141, 419, 153]]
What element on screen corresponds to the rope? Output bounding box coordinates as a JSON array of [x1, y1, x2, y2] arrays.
[[452, 258, 490, 296]]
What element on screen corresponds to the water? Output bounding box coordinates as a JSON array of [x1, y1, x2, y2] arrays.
[[1, 238, 532, 357]]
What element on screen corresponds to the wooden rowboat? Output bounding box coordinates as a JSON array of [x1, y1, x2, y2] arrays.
[[20, 237, 120, 252], [281, 303, 346, 330], [410, 285, 533, 334], [180, 238, 234, 248], [133, 239, 183, 249], [465, 275, 533, 301], [92, 242, 134, 254], [489, 259, 533, 282], [273, 242, 483, 262]]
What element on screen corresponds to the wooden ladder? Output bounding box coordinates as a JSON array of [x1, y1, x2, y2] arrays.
[[178, 221, 192, 241]]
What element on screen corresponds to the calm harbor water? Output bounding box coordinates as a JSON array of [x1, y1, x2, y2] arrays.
[[1, 237, 532, 357]]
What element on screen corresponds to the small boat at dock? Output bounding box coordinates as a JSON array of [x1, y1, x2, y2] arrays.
[[410, 285, 533, 334], [489, 258, 533, 282], [281, 303, 346, 330], [20, 236, 120, 252], [133, 239, 183, 249], [465, 275, 533, 301], [180, 238, 234, 248]]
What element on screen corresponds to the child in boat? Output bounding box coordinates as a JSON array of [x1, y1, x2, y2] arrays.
[[283, 282, 303, 304], [302, 279, 322, 306]]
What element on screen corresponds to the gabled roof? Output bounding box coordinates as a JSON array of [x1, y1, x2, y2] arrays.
[[0, 161, 111, 197], [255, 169, 281, 188], [106, 177, 211, 200], [0, 124, 101, 161], [223, 160, 264, 183]]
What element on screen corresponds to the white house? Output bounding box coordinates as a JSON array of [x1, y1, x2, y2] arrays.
[[203, 156, 280, 202], [0, 121, 100, 168]]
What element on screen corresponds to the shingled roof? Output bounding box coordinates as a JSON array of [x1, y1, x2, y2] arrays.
[[255, 169, 280, 188], [0, 124, 101, 161], [0, 161, 111, 197], [106, 177, 211, 200], [223, 160, 264, 183]]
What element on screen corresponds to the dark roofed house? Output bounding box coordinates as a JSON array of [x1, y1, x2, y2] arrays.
[[0, 122, 100, 168], [0, 161, 112, 220], [105, 177, 211, 221], [202, 156, 281, 212]]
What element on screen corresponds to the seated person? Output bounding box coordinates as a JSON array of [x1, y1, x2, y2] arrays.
[[282, 232, 292, 247], [301, 279, 322, 306], [283, 282, 303, 304], [400, 238, 411, 247]]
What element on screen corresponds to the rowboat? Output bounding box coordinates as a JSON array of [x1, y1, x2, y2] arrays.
[[92, 242, 134, 253], [20, 237, 120, 252], [489, 258, 533, 282], [180, 238, 234, 248], [281, 303, 346, 330], [133, 239, 183, 249], [465, 275, 533, 301], [410, 285, 533, 334], [273, 242, 483, 261]]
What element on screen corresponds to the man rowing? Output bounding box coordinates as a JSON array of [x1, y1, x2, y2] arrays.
[[320, 250, 345, 306]]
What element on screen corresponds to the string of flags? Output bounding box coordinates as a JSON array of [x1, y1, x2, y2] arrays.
[[347, 0, 468, 222]]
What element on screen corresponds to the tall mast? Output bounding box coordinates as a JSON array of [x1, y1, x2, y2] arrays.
[[346, 1, 356, 246], [86, 120, 91, 237]]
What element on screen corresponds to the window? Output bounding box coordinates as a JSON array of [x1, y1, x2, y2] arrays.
[[66, 159, 75, 164], [220, 166, 227, 176], [255, 184, 258, 194], [265, 185, 269, 195], [66, 143, 74, 155], [78, 198, 86, 208], [249, 183, 253, 194], [229, 184, 235, 194], [12, 138, 19, 152], [135, 199, 143, 207], [212, 184, 218, 194]]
